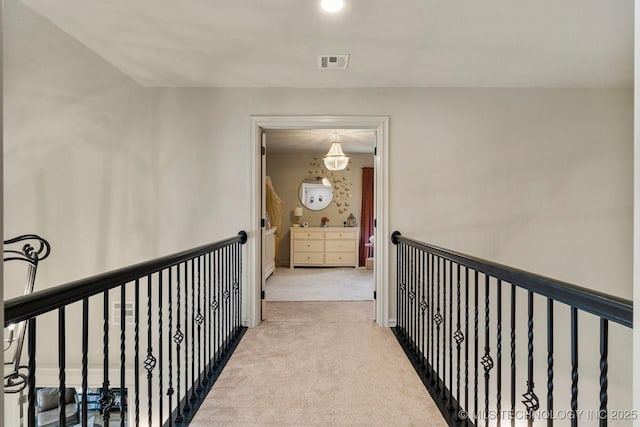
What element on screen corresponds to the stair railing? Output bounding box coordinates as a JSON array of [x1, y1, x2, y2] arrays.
[[391, 231, 633, 427], [4, 231, 247, 427]]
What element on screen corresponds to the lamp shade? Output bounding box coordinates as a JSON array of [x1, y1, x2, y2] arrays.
[[294, 207, 303, 217], [323, 142, 349, 171]]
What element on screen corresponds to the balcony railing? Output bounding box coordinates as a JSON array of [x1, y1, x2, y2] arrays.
[[391, 231, 633, 427], [4, 231, 247, 427]]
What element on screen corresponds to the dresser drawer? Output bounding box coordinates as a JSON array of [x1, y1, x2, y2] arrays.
[[325, 230, 356, 240], [293, 230, 324, 240], [325, 252, 356, 265], [325, 240, 357, 252], [293, 252, 324, 265], [295, 240, 323, 252]]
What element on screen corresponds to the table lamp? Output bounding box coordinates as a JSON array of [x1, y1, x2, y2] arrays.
[[293, 207, 303, 225]]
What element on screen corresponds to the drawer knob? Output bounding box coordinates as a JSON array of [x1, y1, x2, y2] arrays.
[[307, 244, 310, 248]]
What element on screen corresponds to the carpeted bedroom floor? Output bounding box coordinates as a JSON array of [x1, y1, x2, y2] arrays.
[[190, 301, 446, 427], [264, 267, 374, 301]]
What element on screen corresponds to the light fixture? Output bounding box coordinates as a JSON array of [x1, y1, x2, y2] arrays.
[[320, 0, 344, 13], [323, 132, 349, 171]]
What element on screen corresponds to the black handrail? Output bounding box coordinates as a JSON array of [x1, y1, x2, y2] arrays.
[[5, 231, 247, 326], [392, 231, 632, 327]]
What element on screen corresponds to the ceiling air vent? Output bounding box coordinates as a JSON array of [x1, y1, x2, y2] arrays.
[[317, 54, 350, 70]]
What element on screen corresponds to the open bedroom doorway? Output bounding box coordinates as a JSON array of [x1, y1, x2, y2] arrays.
[[249, 116, 389, 328]]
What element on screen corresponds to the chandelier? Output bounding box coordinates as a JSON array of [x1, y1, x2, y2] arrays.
[[323, 132, 349, 171]]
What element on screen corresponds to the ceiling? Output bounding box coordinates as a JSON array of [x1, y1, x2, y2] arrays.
[[22, 0, 633, 88], [264, 129, 375, 154]]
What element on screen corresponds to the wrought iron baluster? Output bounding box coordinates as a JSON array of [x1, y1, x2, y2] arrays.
[[522, 291, 539, 427], [158, 272, 164, 424], [216, 249, 222, 364], [101, 290, 113, 426], [448, 260, 453, 408], [134, 279, 140, 425], [454, 263, 463, 416], [236, 242, 242, 333], [208, 251, 214, 376], [411, 247, 417, 353], [599, 318, 608, 427], [429, 253, 434, 382], [120, 284, 126, 427], [396, 241, 400, 337], [510, 284, 516, 427], [203, 253, 209, 382], [464, 266, 469, 422], [82, 298, 89, 427], [58, 307, 66, 427], [196, 256, 203, 393], [423, 251, 430, 373], [183, 261, 191, 412], [570, 307, 578, 427], [419, 251, 426, 368], [28, 318, 36, 427], [227, 245, 232, 352], [190, 259, 196, 403], [146, 275, 156, 426], [167, 267, 174, 427], [441, 258, 447, 399], [474, 270, 479, 424], [481, 275, 493, 427], [547, 298, 554, 427], [174, 265, 184, 423], [496, 280, 502, 427], [435, 256, 442, 391]]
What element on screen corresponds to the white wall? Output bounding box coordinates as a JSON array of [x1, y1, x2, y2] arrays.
[[4, 0, 154, 294], [152, 87, 632, 301], [634, 0, 639, 423]]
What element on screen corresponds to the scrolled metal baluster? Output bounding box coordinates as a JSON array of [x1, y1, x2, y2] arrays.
[[448, 260, 453, 409], [522, 291, 539, 427], [183, 261, 191, 412], [599, 318, 608, 427], [441, 258, 447, 400], [27, 319, 36, 427], [168, 267, 175, 427], [547, 298, 554, 427], [196, 256, 203, 393], [134, 279, 140, 425], [190, 259, 196, 402], [158, 272, 164, 422], [100, 291, 114, 426], [570, 307, 578, 427], [496, 279, 502, 427], [82, 298, 89, 427], [481, 275, 493, 427], [420, 251, 427, 370], [454, 263, 464, 418], [435, 256, 442, 392], [174, 265, 184, 422], [510, 284, 516, 427], [120, 284, 126, 427], [464, 267, 469, 423], [58, 307, 66, 427], [146, 275, 156, 426]]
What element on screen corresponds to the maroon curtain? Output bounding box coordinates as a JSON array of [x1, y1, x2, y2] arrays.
[[359, 167, 374, 266]]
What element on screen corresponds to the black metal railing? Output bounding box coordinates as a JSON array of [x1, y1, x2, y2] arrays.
[[391, 231, 633, 427], [4, 231, 247, 427]]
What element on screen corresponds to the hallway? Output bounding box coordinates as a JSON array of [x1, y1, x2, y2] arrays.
[[190, 301, 446, 426]]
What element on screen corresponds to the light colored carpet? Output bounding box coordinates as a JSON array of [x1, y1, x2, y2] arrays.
[[264, 267, 374, 301], [190, 301, 447, 427]]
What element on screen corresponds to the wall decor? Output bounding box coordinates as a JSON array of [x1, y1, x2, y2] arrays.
[[308, 156, 353, 214]]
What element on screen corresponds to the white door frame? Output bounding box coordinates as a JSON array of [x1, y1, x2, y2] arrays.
[[248, 115, 390, 327]]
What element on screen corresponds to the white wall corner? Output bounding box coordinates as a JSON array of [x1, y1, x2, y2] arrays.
[[1, 0, 5, 423]]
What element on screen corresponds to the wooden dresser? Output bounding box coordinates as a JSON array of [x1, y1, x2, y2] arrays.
[[290, 227, 359, 269]]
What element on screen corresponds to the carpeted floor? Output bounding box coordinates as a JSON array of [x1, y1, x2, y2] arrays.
[[190, 301, 447, 427], [264, 267, 374, 301]]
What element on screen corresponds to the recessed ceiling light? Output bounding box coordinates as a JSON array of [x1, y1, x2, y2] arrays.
[[321, 0, 344, 13]]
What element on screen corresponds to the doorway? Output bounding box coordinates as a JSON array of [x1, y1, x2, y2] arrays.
[[248, 116, 390, 327]]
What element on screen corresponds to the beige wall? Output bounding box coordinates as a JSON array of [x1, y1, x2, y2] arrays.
[[267, 153, 373, 266]]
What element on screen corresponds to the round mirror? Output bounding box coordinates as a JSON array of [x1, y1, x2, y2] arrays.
[[299, 177, 333, 211]]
